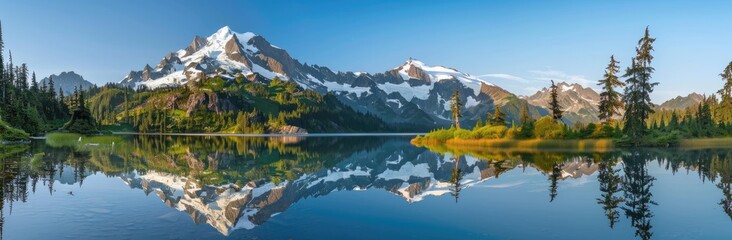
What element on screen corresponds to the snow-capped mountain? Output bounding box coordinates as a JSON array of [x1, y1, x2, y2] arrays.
[[119, 26, 545, 129], [524, 82, 601, 124]]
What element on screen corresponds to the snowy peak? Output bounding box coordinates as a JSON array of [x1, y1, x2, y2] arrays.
[[392, 58, 492, 87], [120, 27, 282, 88]]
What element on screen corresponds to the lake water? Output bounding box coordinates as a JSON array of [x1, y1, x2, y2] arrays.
[[1, 135, 732, 239]]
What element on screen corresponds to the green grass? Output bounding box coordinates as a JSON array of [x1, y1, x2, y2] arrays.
[[679, 138, 732, 149], [46, 133, 128, 150]]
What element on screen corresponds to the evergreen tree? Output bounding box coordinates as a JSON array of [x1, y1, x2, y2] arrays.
[[490, 105, 507, 126], [450, 89, 463, 129], [474, 117, 483, 129], [622, 27, 658, 143], [548, 80, 563, 120], [669, 111, 679, 130], [30, 71, 38, 93], [78, 84, 85, 109], [718, 61, 732, 123], [520, 101, 531, 125], [597, 55, 625, 123], [0, 19, 3, 78], [47, 76, 56, 100]]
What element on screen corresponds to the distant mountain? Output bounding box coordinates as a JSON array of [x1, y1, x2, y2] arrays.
[[524, 82, 601, 124], [657, 93, 704, 110], [41, 71, 94, 95], [119, 26, 545, 129]]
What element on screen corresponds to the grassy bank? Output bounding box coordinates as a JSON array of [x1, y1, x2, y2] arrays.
[[678, 138, 732, 149], [0, 118, 30, 142], [412, 137, 615, 152], [413, 132, 732, 152]]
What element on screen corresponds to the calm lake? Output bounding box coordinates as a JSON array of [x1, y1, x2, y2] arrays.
[[1, 135, 732, 239]]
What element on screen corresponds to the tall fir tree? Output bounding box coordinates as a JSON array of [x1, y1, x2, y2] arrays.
[[47, 76, 56, 100], [30, 71, 38, 93], [450, 88, 463, 129], [718, 61, 732, 123], [597, 55, 625, 123], [622, 27, 658, 142], [0, 19, 4, 78], [548, 80, 563, 121], [520, 101, 531, 125], [490, 105, 507, 126]]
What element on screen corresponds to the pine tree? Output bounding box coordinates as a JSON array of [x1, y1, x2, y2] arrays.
[[669, 111, 679, 130], [47, 76, 56, 100], [450, 89, 463, 129], [597, 55, 625, 123], [490, 105, 507, 126], [474, 117, 483, 129], [548, 80, 563, 121], [622, 27, 658, 143], [0, 19, 4, 78], [520, 101, 531, 125], [718, 61, 732, 123], [78, 84, 85, 109], [30, 71, 38, 93]]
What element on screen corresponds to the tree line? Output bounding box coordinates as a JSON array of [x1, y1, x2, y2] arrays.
[[0, 21, 71, 135]]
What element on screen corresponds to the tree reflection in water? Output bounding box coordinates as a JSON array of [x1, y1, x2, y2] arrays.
[[621, 152, 656, 240], [449, 156, 463, 203], [596, 154, 623, 228]]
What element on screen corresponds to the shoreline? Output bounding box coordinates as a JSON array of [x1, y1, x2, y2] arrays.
[[110, 132, 425, 137], [411, 137, 732, 151]]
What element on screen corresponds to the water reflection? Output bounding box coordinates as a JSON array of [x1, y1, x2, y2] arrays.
[[1, 137, 732, 239], [597, 156, 623, 229]]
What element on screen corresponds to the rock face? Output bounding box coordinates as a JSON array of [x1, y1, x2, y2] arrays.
[[41, 71, 94, 95], [275, 125, 308, 134], [524, 82, 602, 124], [119, 26, 549, 129], [183, 92, 235, 116]]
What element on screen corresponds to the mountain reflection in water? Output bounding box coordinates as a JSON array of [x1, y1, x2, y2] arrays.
[[1, 135, 732, 239]]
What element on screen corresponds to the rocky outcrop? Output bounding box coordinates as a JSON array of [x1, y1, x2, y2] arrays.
[[274, 125, 308, 134], [183, 35, 208, 57], [184, 92, 236, 116]]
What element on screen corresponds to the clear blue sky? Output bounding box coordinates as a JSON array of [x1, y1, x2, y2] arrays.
[[2, 0, 731, 102]]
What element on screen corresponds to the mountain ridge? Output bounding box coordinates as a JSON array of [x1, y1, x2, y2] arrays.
[[118, 26, 547, 129]]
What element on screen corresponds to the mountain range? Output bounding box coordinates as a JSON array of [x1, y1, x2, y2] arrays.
[[116, 26, 704, 128], [118, 26, 546, 128]]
